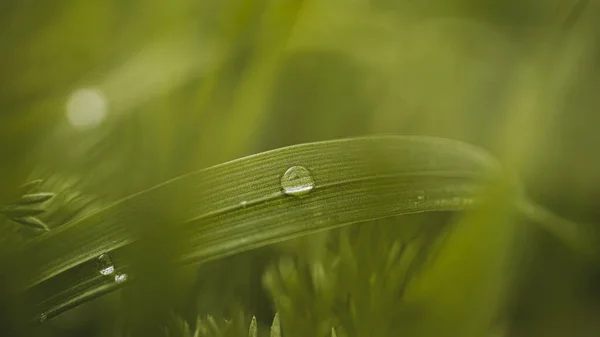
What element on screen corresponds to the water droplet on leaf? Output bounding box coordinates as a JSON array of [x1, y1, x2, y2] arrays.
[[97, 253, 115, 276], [281, 166, 314, 196], [114, 273, 128, 284], [38, 313, 47, 323]]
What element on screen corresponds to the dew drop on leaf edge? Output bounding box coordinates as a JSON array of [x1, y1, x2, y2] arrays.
[[114, 273, 128, 284], [280, 166, 314, 197], [97, 253, 115, 276]]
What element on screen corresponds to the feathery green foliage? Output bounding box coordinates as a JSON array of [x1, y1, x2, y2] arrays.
[[163, 312, 284, 337], [0, 180, 55, 232]]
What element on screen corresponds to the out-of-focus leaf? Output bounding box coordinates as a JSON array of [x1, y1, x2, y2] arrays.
[[270, 313, 280, 337], [263, 213, 451, 337], [28, 173, 104, 230], [0, 178, 55, 234], [17, 193, 56, 205], [0, 206, 45, 218], [248, 316, 257, 337], [11, 216, 49, 232], [19, 180, 44, 195], [163, 312, 285, 337]]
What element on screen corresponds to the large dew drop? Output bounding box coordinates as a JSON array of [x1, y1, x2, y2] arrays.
[[280, 166, 314, 196], [97, 253, 115, 276]]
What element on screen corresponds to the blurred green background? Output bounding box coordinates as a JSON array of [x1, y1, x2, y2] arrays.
[[1, 0, 600, 336]]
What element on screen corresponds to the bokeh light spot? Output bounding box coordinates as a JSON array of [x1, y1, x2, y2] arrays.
[[66, 88, 108, 129]]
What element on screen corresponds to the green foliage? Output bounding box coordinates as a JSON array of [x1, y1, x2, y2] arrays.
[[263, 216, 448, 337], [0, 179, 55, 232], [2, 0, 600, 337], [164, 313, 282, 337]]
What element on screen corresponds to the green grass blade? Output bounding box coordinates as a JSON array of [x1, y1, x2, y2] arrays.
[[270, 312, 281, 337], [17, 192, 56, 205], [13, 135, 524, 323], [248, 316, 258, 337]]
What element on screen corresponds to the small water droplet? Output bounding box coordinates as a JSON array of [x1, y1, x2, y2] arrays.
[[281, 166, 314, 196], [417, 195, 424, 201], [38, 313, 47, 323], [97, 253, 114, 276], [240, 200, 248, 208], [114, 273, 128, 284]]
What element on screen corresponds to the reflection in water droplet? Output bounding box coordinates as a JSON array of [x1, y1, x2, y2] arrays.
[[114, 273, 128, 284], [98, 253, 115, 276], [240, 200, 248, 208], [281, 166, 314, 196], [38, 313, 47, 323]]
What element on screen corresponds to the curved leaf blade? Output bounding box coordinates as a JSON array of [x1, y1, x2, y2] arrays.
[[17, 193, 56, 205], [1, 206, 45, 218], [14, 135, 517, 324], [19, 180, 44, 194], [12, 216, 50, 231]]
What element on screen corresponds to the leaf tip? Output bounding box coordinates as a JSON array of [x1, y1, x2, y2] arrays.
[[248, 315, 258, 337]]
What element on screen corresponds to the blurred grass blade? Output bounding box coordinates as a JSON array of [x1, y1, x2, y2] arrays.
[[0, 206, 45, 218], [517, 199, 596, 256], [248, 316, 258, 337], [19, 180, 44, 194], [14, 135, 587, 324], [270, 313, 281, 337], [11, 216, 49, 231], [562, 0, 590, 29], [17, 193, 55, 205], [0, 184, 53, 232]]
